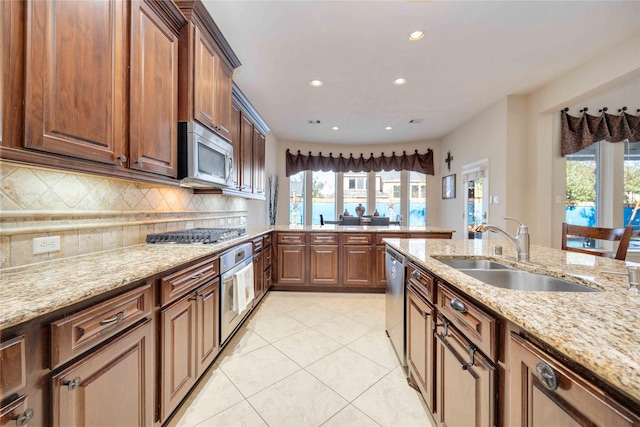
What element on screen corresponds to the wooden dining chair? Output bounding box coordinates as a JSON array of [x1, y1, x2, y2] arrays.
[[561, 223, 634, 260]]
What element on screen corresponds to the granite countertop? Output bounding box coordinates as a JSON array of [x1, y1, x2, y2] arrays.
[[273, 225, 455, 233], [0, 226, 273, 330], [384, 238, 640, 404]]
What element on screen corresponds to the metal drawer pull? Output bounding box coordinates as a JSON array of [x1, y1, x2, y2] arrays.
[[432, 319, 449, 336], [15, 408, 34, 426], [421, 310, 430, 319], [436, 333, 477, 370], [62, 376, 81, 391], [191, 272, 205, 280], [536, 362, 559, 391], [100, 310, 127, 325], [412, 270, 422, 279], [450, 298, 467, 313]]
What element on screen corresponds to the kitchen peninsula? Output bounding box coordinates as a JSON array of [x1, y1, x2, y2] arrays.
[[386, 238, 640, 426]]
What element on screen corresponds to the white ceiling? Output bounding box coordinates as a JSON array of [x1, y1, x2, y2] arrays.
[[203, 1, 640, 146]]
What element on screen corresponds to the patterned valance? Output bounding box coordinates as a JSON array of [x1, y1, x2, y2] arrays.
[[285, 149, 434, 177], [561, 110, 640, 156]]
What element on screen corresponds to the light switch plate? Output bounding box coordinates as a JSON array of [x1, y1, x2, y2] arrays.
[[33, 236, 61, 255]]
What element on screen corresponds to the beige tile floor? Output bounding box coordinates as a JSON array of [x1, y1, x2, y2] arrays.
[[167, 291, 435, 427]]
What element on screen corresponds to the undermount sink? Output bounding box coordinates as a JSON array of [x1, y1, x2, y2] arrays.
[[436, 258, 513, 270], [458, 269, 599, 292], [435, 257, 598, 292]]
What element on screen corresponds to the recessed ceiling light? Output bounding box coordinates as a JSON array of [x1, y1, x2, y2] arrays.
[[332, 126, 339, 131], [385, 126, 393, 130], [409, 31, 425, 41], [309, 79, 324, 87], [393, 78, 407, 85]]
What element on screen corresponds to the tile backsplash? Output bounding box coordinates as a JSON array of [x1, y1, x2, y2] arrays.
[[0, 162, 247, 268]]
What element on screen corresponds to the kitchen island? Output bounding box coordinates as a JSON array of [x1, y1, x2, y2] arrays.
[[385, 237, 640, 426]]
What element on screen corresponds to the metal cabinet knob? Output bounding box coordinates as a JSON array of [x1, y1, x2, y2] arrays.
[[15, 408, 34, 426], [135, 159, 143, 166], [411, 270, 422, 279], [536, 362, 559, 390], [62, 376, 81, 391]]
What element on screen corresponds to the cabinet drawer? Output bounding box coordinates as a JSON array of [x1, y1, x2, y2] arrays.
[[0, 335, 26, 396], [253, 237, 263, 252], [343, 234, 372, 245], [277, 233, 305, 244], [263, 234, 272, 247], [408, 263, 435, 303], [51, 284, 152, 368], [310, 233, 338, 244], [264, 246, 272, 267], [437, 284, 497, 361], [161, 257, 219, 306]]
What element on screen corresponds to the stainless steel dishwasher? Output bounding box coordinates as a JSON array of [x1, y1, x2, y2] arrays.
[[385, 246, 408, 367]]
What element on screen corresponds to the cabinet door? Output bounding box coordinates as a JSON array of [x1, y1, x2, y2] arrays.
[[309, 245, 339, 285], [276, 244, 306, 284], [252, 128, 265, 195], [407, 287, 436, 413], [216, 61, 232, 140], [51, 319, 153, 427], [435, 321, 496, 427], [342, 244, 374, 286], [509, 332, 640, 427], [196, 280, 219, 377], [376, 245, 386, 286], [129, 0, 178, 177], [25, 0, 127, 164], [253, 251, 264, 302], [193, 25, 217, 131], [229, 103, 241, 188], [240, 113, 253, 191], [161, 295, 197, 421]]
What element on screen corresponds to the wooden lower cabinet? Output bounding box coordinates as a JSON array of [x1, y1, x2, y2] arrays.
[[407, 286, 436, 413], [342, 245, 373, 286], [51, 319, 154, 427], [509, 332, 640, 427], [276, 244, 306, 284], [195, 280, 219, 377], [435, 320, 497, 427], [253, 250, 265, 302], [161, 293, 197, 422], [310, 245, 339, 285]]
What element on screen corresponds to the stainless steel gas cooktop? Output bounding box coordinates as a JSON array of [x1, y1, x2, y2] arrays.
[[146, 227, 245, 244]]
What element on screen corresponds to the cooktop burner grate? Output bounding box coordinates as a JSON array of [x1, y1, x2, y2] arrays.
[[146, 227, 245, 244]]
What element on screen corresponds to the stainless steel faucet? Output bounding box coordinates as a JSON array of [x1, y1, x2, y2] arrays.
[[476, 217, 530, 262]]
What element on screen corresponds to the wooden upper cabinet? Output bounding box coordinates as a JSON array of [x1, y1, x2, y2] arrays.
[[129, 0, 180, 177], [216, 61, 233, 139], [192, 25, 217, 131], [25, 0, 127, 165], [253, 129, 265, 195], [240, 113, 253, 190], [0, 0, 24, 148]]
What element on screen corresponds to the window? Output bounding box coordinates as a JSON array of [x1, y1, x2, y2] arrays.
[[311, 171, 336, 225], [289, 171, 305, 225], [375, 171, 401, 219], [409, 171, 427, 226], [344, 172, 367, 216], [624, 140, 640, 248]]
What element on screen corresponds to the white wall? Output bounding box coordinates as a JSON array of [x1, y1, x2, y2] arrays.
[[275, 139, 441, 226]]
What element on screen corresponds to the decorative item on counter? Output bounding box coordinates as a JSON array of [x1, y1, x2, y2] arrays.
[[627, 266, 640, 295], [267, 174, 279, 226], [373, 209, 380, 216], [355, 203, 365, 218], [343, 209, 350, 216]]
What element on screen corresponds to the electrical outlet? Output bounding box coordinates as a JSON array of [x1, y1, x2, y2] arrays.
[[33, 236, 61, 255]]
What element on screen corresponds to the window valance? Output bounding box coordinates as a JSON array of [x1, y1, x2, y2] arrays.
[[561, 109, 640, 156], [285, 149, 434, 177]]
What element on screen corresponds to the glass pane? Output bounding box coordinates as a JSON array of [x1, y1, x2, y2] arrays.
[[467, 178, 484, 239], [375, 170, 401, 220], [565, 143, 598, 247], [311, 171, 336, 225], [624, 140, 640, 249], [409, 171, 426, 226], [289, 171, 305, 225], [343, 172, 368, 216]]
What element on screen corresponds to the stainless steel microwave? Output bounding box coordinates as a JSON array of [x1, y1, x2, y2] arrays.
[[178, 122, 234, 189]]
